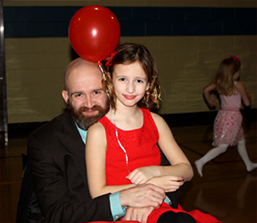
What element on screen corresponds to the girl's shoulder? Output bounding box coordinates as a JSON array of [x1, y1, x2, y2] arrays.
[[150, 111, 161, 119], [87, 121, 105, 136], [150, 112, 171, 136], [235, 81, 246, 92], [150, 112, 166, 126], [235, 80, 244, 87]]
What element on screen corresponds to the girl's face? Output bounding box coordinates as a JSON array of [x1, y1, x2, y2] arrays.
[[112, 61, 149, 108], [233, 69, 241, 81]]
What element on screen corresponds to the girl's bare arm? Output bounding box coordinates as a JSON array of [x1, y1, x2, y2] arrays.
[[203, 83, 216, 107], [236, 81, 251, 107], [85, 122, 134, 198], [152, 113, 194, 182]]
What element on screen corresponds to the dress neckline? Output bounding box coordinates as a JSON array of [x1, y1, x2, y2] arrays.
[[105, 107, 145, 132]]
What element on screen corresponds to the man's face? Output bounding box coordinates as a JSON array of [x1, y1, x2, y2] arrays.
[[67, 97, 109, 130], [62, 62, 109, 130]]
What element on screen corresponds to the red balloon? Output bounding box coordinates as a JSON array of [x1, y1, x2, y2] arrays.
[[69, 5, 120, 62]]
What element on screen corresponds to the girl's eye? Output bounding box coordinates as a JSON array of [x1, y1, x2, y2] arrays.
[[136, 79, 143, 83], [119, 78, 126, 81]]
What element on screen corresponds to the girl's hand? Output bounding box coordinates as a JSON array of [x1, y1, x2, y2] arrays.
[[146, 176, 184, 192], [126, 167, 157, 185], [208, 100, 216, 107]]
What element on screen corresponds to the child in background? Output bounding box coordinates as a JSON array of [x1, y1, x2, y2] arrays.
[[86, 43, 220, 223], [195, 56, 257, 177]]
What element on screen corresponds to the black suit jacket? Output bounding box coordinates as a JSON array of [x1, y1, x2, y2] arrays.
[[28, 111, 113, 222], [28, 111, 186, 222]]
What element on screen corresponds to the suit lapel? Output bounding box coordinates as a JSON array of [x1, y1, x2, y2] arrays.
[[59, 111, 88, 187]]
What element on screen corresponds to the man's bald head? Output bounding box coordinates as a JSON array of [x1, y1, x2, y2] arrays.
[[64, 57, 102, 91]]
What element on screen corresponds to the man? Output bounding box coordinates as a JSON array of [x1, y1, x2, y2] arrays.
[[28, 58, 192, 223]]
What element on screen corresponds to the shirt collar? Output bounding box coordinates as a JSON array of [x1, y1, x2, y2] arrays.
[[75, 122, 87, 143]]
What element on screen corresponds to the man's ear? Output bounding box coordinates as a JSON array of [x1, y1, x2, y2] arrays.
[[62, 90, 69, 104]]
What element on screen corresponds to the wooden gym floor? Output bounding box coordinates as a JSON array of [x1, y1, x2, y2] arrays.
[[0, 120, 256, 223]]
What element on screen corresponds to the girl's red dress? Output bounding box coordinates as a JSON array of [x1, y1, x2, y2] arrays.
[[98, 108, 221, 223]]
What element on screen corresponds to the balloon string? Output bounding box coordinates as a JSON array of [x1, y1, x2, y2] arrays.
[[98, 61, 106, 78], [110, 107, 130, 174]]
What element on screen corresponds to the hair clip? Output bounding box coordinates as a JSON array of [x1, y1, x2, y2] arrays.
[[105, 51, 117, 66], [230, 55, 240, 62]]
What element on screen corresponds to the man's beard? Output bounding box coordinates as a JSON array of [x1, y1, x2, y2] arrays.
[[67, 99, 109, 130]]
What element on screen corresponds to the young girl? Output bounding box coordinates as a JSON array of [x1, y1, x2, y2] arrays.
[[195, 56, 257, 177], [86, 43, 220, 223]]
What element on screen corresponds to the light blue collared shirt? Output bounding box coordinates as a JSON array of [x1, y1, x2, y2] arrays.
[[76, 123, 172, 221]]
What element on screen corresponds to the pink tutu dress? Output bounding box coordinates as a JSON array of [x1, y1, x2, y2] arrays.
[[213, 82, 244, 147]]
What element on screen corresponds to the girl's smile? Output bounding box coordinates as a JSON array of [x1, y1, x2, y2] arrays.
[[123, 94, 137, 100]]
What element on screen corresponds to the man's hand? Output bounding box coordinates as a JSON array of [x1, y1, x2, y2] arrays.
[[123, 207, 155, 223], [120, 184, 165, 209]]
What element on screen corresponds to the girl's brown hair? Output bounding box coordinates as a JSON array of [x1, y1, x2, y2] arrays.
[[215, 57, 241, 96], [102, 43, 161, 110]]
